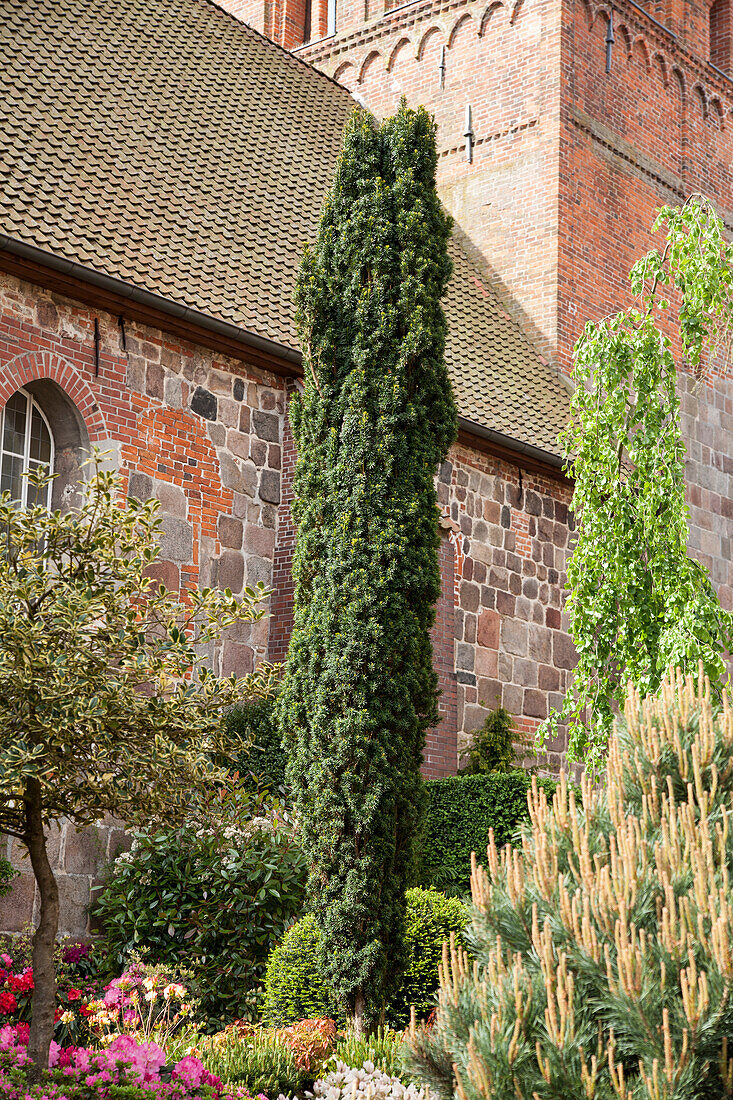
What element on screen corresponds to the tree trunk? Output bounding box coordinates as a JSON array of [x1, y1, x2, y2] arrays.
[[25, 779, 58, 1078], [352, 989, 366, 1037]]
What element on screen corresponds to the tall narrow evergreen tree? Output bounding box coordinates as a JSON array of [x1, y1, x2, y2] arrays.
[[279, 104, 456, 1029]]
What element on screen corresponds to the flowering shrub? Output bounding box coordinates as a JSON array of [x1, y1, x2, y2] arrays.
[[96, 781, 307, 1028], [86, 960, 193, 1046], [0, 937, 110, 1048], [0, 1024, 263, 1100]]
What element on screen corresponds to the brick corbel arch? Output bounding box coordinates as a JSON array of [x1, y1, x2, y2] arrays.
[[0, 351, 107, 441]]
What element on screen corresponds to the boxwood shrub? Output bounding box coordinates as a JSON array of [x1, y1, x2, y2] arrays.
[[419, 771, 559, 896], [262, 887, 467, 1028]]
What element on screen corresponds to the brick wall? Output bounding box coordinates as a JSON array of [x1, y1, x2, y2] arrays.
[[300, 0, 563, 364]]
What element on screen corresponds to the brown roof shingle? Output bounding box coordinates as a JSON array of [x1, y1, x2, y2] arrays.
[[0, 0, 569, 457]]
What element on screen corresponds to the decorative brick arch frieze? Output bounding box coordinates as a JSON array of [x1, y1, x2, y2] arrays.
[[0, 351, 107, 442]]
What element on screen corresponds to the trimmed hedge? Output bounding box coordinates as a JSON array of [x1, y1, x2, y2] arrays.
[[262, 888, 468, 1028], [261, 914, 337, 1027], [419, 771, 559, 896]]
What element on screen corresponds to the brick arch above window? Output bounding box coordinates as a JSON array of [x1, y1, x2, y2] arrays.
[[0, 352, 107, 443]]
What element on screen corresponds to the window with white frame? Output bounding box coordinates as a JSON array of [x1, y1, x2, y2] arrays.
[[0, 389, 54, 508]]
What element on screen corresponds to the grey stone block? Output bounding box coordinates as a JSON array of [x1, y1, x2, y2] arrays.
[[501, 618, 528, 656], [160, 516, 194, 563], [253, 410, 280, 443], [259, 469, 281, 504]]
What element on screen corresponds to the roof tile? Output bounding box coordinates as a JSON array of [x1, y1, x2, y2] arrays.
[[0, 0, 568, 456]]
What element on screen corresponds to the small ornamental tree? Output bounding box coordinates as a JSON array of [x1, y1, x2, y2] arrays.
[[407, 670, 733, 1100], [279, 104, 457, 1030], [541, 196, 733, 768], [0, 458, 275, 1073]]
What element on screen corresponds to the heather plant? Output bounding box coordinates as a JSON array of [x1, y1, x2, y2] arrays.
[[201, 1027, 304, 1096], [331, 1026, 406, 1078], [281, 100, 456, 1031], [406, 670, 733, 1100]]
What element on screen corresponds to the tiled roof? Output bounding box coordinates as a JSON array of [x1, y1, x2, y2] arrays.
[[0, 0, 569, 458]]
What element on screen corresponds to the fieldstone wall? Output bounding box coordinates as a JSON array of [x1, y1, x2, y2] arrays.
[[442, 442, 575, 770], [0, 820, 130, 937]]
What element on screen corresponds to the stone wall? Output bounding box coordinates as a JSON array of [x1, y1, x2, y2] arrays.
[[0, 820, 130, 937]]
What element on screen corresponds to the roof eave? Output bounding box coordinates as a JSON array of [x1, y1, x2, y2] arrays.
[[0, 234, 302, 376], [0, 234, 569, 479]]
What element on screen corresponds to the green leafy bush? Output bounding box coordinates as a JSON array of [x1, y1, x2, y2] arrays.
[[419, 771, 558, 896], [261, 914, 338, 1027], [390, 888, 467, 1027], [263, 888, 467, 1028], [95, 782, 307, 1030], [201, 1031, 304, 1096], [459, 707, 523, 774], [406, 673, 733, 1099], [223, 695, 287, 794]]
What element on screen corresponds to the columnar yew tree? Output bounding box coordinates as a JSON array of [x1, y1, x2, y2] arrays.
[[0, 459, 275, 1073], [279, 104, 456, 1029], [541, 197, 733, 769]]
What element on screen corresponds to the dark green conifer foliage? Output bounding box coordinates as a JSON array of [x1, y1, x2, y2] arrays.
[[279, 104, 456, 1027]]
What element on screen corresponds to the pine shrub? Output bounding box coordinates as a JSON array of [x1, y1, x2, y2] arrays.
[[280, 101, 456, 1025], [263, 889, 467, 1029], [406, 671, 733, 1100]]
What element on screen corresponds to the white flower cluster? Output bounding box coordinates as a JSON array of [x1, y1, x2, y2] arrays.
[[306, 1061, 429, 1100]]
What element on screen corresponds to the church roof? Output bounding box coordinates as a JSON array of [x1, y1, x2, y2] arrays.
[[0, 0, 569, 459]]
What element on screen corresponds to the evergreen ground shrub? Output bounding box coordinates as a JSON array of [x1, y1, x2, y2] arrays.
[[420, 771, 558, 896], [406, 672, 733, 1099], [262, 888, 467, 1028]]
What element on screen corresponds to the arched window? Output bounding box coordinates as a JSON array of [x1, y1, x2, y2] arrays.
[[0, 388, 54, 508]]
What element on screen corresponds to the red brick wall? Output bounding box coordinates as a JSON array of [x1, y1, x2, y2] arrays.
[[301, 0, 563, 363], [212, 0, 312, 48]]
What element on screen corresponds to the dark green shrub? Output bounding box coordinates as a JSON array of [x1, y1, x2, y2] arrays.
[[459, 707, 522, 774], [263, 888, 467, 1028], [281, 103, 456, 1026], [223, 695, 287, 794], [95, 781, 307, 1030], [420, 772, 558, 896]]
